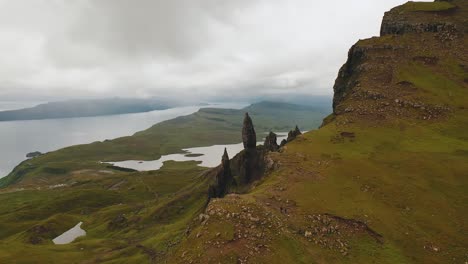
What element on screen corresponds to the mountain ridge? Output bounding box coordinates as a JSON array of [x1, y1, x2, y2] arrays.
[[0, 98, 185, 121]]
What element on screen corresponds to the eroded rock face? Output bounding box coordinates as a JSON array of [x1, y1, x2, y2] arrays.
[[264, 132, 279, 152], [380, 2, 458, 36], [242, 113, 257, 149], [381, 20, 457, 36], [332, 45, 366, 112], [237, 148, 264, 185], [330, 0, 465, 122], [217, 148, 233, 196]]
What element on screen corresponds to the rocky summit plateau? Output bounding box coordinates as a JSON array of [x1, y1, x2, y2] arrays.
[[0, 0, 467, 263]]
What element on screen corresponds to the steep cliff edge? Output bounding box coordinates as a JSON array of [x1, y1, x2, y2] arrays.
[[332, 0, 466, 123], [171, 1, 467, 263]]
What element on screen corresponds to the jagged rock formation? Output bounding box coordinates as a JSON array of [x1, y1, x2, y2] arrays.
[[209, 148, 234, 198], [280, 139, 287, 147], [286, 125, 302, 142], [208, 114, 271, 196], [278, 126, 303, 147], [264, 132, 279, 152], [242, 113, 256, 149]]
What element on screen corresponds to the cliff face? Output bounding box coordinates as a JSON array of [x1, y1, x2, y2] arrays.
[[332, 0, 467, 124], [380, 1, 459, 36]]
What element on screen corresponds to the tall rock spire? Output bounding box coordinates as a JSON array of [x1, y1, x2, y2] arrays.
[[242, 113, 256, 149], [221, 148, 230, 172], [212, 148, 233, 198]]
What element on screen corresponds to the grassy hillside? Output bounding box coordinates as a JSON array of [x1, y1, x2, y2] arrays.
[[0, 101, 328, 263], [166, 0, 468, 263], [0, 161, 210, 263]]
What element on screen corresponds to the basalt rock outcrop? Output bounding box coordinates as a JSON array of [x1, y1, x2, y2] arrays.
[[280, 125, 303, 147], [209, 148, 234, 199], [287, 125, 302, 142], [208, 114, 306, 198], [242, 113, 256, 149], [237, 113, 263, 185], [330, 0, 467, 123], [209, 114, 288, 198], [380, 1, 459, 36], [264, 132, 279, 152]]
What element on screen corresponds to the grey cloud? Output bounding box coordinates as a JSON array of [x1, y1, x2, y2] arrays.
[[0, 0, 431, 101]]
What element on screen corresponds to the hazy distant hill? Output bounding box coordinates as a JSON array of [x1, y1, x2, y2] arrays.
[[0, 98, 185, 121]]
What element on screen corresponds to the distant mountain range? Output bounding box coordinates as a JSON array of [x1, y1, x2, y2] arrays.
[[0, 98, 189, 121]]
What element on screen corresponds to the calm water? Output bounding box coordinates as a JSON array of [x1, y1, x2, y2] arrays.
[[52, 222, 86, 245], [106, 133, 289, 171], [0, 103, 246, 178]]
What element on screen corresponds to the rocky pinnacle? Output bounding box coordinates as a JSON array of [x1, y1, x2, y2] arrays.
[[221, 148, 230, 171], [242, 113, 257, 149]]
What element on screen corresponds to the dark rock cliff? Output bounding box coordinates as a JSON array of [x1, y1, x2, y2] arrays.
[[330, 0, 466, 123], [380, 0, 462, 36]]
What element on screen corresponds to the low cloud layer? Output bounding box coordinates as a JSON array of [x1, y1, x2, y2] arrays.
[[0, 0, 428, 101]]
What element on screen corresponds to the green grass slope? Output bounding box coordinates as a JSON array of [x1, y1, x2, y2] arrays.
[[0, 161, 210, 263], [0, 101, 329, 263], [167, 1, 468, 263]]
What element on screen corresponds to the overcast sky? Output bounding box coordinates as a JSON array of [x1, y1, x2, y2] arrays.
[[0, 0, 428, 102]]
